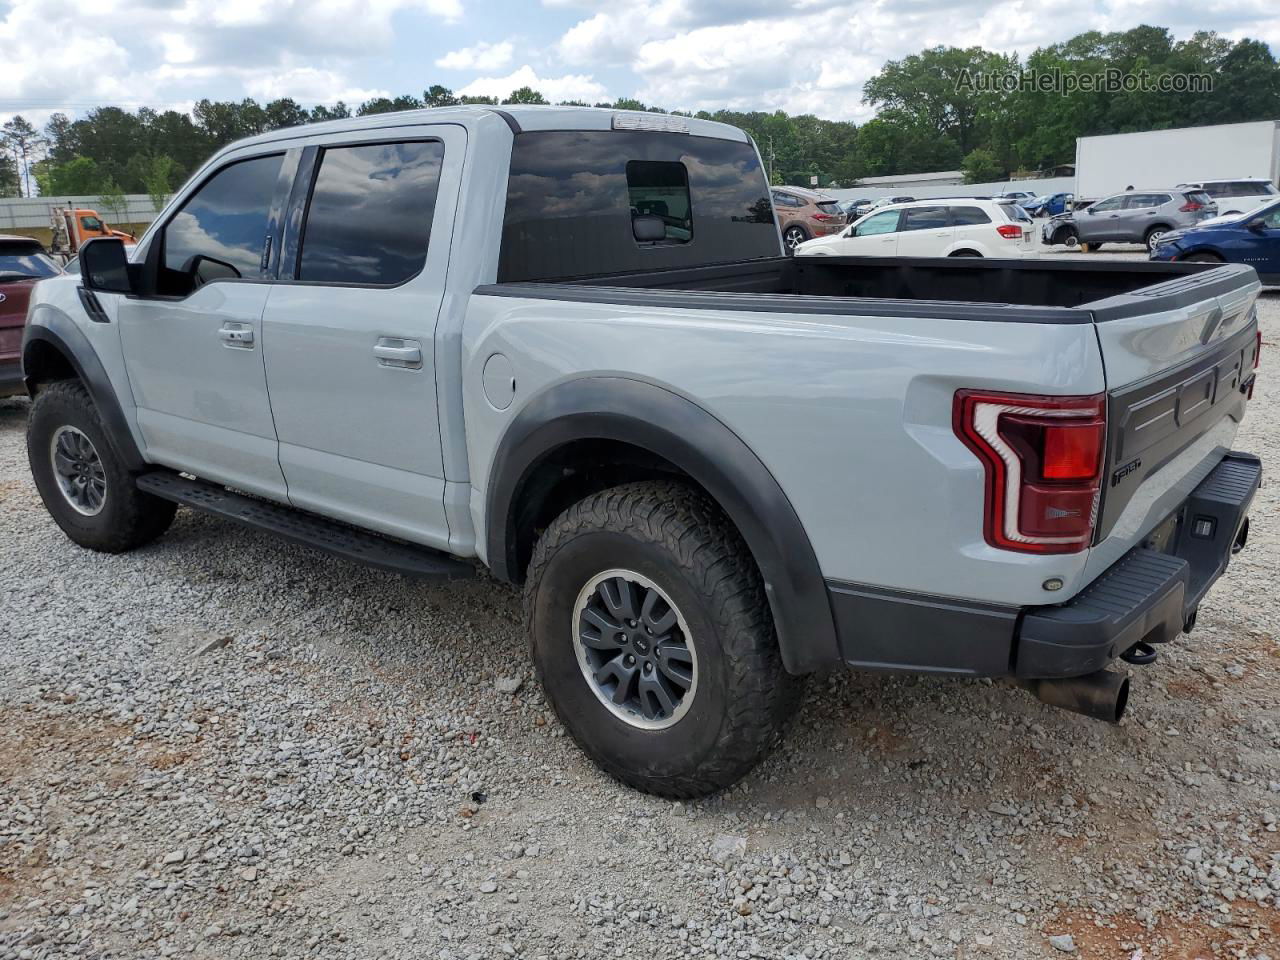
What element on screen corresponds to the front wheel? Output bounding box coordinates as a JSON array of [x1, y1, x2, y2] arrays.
[[27, 380, 176, 552], [1182, 252, 1223, 263], [525, 482, 804, 797]]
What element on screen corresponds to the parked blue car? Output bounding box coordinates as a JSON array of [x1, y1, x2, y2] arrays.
[[1148, 200, 1280, 282], [1023, 192, 1073, 217]]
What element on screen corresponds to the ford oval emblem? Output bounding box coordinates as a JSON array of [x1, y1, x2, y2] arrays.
[[0, 292, 7, 303]]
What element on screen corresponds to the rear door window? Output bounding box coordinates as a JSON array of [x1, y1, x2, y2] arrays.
[[297, 140, 444, 286], [900, 207, 948, 231], [997, 203, 1031, 222]]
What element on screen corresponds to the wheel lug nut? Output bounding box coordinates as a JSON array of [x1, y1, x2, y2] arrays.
[[625, 654, 635, 666]]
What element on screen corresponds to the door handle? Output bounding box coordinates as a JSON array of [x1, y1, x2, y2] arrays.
[[374, 337, 423, 370], [219, 324, 254, 348]]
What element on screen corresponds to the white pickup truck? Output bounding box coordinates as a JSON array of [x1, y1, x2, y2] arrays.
[[23, 106, 1262, 797]]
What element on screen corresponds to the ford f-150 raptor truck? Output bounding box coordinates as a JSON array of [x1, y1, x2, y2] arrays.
[[22, 106, 1263, 797]]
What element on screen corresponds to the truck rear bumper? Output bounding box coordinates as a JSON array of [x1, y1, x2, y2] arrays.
[[827, 451, 1261, 679]]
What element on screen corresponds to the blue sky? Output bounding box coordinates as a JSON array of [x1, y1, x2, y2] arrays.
[[2, 0, 1277, 128]]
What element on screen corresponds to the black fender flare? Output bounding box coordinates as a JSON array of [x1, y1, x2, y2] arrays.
[[22, 315, 147, 473], [485, 376, 839, 674]]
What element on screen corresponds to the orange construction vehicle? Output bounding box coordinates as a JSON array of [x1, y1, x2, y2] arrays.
[[49, 206, 136, 261]]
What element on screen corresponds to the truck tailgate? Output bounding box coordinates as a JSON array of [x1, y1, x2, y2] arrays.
[[1084, 264, 1261, 580]]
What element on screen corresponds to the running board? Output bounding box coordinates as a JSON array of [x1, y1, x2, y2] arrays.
[[136, 471, 473, 580]]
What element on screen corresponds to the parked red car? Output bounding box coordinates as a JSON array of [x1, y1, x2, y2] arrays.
[[1, 236, 63, 397]]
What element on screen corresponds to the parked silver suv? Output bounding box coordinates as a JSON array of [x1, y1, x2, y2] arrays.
[[1074, 187, 1217, 251]]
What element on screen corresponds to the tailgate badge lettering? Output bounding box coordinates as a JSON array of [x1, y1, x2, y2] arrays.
[[1112, 458, 1142, 486]]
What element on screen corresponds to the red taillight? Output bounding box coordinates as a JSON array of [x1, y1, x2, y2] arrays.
[[953, 390, 1106, 554], [996, 224, 1023, 239], [812, 212, 833, 222], [1179, 201, 1203, 212]]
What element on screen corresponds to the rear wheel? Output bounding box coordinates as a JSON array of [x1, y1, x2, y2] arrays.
[[1144, 226, 1171, 252], [948, 249, 982, 258], [525, 481, 804, 797], [27, 380, 176, 552], [782, 225, 809, 253]]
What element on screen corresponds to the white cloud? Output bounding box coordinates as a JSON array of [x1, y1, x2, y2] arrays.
[[435, 40, 514, 70], [244, 69, 388, 106], [457, 64, 609, 103], [551, 0, 1280, 121]]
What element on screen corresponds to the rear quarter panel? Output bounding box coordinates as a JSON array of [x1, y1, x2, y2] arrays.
[[462, 295, 1108, 606]]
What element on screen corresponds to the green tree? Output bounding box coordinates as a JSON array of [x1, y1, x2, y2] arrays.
[[864, 46, 1017, 157], [1, 115, 45, 197], [141, 154, 178, 213], [504, 87, 548, 104], [0, 154, 19, 197], [961, 147, 1003, 183], [424, 85, 459, 108], [357, 95, 423, 115], [35, 156, 108, 195], [97, 179, 130, 228]]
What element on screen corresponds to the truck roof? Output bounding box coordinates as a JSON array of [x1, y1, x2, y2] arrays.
[[222, 105, 750, 155]]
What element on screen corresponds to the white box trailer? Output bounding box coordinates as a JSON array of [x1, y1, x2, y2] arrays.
[[1075, 120, 1280, 200]]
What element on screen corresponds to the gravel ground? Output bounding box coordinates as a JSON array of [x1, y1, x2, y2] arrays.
[[2, 253, 1279, 960]]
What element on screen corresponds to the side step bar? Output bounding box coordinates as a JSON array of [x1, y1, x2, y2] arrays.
[[137, 471, 473, 580]]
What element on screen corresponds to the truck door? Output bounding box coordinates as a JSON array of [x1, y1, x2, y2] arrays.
[[117, 150, 292, 500], [259, 125, 464, 551]]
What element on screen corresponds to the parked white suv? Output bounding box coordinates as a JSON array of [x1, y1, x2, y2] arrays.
[[1180, 179, 1279, 218], [796, 198, 1039, 259]]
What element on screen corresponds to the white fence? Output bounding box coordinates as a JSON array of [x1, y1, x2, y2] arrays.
[[0, 194, 163, 230], [823, 175, 1077, 203]]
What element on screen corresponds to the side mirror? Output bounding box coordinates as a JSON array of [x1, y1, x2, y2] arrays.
[[632, 215, 666, 242], [79, 238, 134, 295], [1247, 219, 1266, 233]]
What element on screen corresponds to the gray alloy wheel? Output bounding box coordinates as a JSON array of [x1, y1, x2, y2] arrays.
[[1145, 228, 1167, 251], [573, 568, 698, 730], [49, 425, 107, 516], [783, 226, 808, 251]]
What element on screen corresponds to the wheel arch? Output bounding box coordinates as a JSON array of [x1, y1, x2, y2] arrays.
[[484, 376, 840, 674], [22, 320, 146, 473]]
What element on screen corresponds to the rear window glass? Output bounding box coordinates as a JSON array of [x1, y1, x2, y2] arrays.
[[998, 202, 1031, 222], [1185, 191, 1213, 206], [299, 140, 444, 286], [626, 161, 692, 244], [951, 206, 991, 226], [0, 246, 60, 280], [500, 131, 777, 282], [900, 207, 948, 231]]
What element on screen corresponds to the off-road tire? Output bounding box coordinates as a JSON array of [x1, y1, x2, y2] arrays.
[[525, 481, 804, 797], [27, 380, 176, 552]]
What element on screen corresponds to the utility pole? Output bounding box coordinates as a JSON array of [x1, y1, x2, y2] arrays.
[[766, 136, 777, 184]]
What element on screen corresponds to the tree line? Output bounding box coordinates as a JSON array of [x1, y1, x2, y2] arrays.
[[2, 25, 1278, 201]]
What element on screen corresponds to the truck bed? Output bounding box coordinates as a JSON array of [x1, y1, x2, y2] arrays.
[[482, 255, 1258, 325]]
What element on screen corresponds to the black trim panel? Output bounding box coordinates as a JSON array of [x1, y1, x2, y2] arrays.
[[827, 581, 1019, 676], [21, 318, 146, 472], [484, 376, 839, 674]]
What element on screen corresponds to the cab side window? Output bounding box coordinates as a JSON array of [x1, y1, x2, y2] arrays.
[[161, 153, 284, 294], [900, 207, 948, 231], [856, 210, 901, 236], [951, 206, 991, 226], [297, 140, 444, 286]]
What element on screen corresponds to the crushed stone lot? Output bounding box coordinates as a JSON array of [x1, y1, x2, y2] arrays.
[[3, 263, 1279, 960]]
